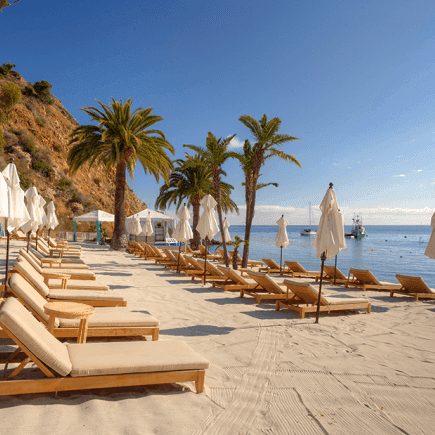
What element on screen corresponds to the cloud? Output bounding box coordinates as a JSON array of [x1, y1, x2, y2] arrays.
[[411, 169, 423, 173], [332, 163, 339, 166], [347, 167, 352, 169], [395, 155, 403, 158], [228, 137, 244, 148], [393, 174, 405, 177]]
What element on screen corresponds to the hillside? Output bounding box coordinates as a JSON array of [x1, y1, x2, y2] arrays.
[[0, 70, 147, 231]]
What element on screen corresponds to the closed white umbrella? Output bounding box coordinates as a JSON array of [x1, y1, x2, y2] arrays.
[[130, 215, 142, 236], [173, 204, 193, 272], [21, 185, 43, 251], [196, 194, 219, 284], [312, 183, 347, 323], [143, 211, 154, 244], [46, 201, 59, 237], [219, 218, 231, 243], [275, 215, 290, 273], [424, 213, 435, 259]]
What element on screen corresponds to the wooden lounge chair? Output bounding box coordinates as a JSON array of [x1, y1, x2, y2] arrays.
[[213, 266, 261, 292], [345, 268, 401, 292], [277, 279, 371, 318], [195, 259, 227, 284], [10, 229, 28, 240], [0, 297, 208, 396], [259, 259, 288, 274], [184, 257, 211, 282], [48, 236, 82, 253], [390, 275, 435, 300], [243, 271, 291, 303], [32, 241, 82, 259], [29, 246, 86, 265], [197, 245, 221, 261], [1, 274, 158, 340], [283, 261, 323, 278], [28, 248, 90, 270], [315, 265, 348, 284], [20, 249, 96, 280], [167, 252, 196, 274], [229, 251, 263, 267], [12, 259, 126, 307], [186, 245, 201, 256]]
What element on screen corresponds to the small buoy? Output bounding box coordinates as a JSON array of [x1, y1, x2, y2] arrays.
[[371, 249, 374, 251], [385, 240, 388, 242], [404, 236, 407, 238], [400, 256, 402, 258]]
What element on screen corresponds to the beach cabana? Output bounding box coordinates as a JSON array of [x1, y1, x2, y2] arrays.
[[127, 209, 175, 243], [73, 210, 114, 244]]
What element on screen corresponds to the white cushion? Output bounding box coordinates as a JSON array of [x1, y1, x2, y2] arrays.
[[67, 340, 209, 377], [48, 290, 125, 301]]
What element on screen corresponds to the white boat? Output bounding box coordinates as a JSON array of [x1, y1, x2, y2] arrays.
[[300, 203, 316, 236], [345, 215, 366, 239]]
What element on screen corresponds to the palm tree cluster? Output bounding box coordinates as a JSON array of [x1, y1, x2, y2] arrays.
[[67, 98, 300, 265]]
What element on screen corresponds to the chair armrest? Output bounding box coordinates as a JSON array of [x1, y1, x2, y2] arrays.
[[42, 272, 71, 289]]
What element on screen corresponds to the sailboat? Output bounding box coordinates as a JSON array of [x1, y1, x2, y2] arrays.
[[300, 202, 316, 236]]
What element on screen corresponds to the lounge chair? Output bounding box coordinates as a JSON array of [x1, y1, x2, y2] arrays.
[[197, 245, 221, 261], [283, 261, 323, 278], [390, 275, 435, 300], [48, 236, 82, 253], [213, 266, 261, 292], [29, 246, 86, 265], [259, 259, 287, 274], [315, 265, 348, 284], [0, 297, 208, 395], [167, 252, 196, 274], [277, 279, 371, 318], [229, 251, 263, 267], [243, 271, 291, 303], [184, 257, 211, 282], [20, 249, 96, 280], [10, 229, 28, 240], [28, 248, 90, 270], [32, 241, 82, 259], [345, 268, 401, 292], [186, 245, 201, 256], [2, 273, 158, 340], [195, 259, 228, 284], [12, 258, 126, 307]]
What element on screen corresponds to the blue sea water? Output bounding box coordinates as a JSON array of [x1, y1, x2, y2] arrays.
[[212, 225, 435, 288]]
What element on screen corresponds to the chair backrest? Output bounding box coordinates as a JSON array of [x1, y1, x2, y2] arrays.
[[395, 274, 434, 294], [151, 246, 165, 258], [19, 249, 43, 274], [349, 269, 380, 285], [0, 296, 71, 376], [262, 259, 279, 269], [323, 265, 347, 280], [283, 279, 329, 305], [246, 271, 284, 294], [186, 256, 204, 271], [217, 266, 250, 285], [14, 256, 51, 297], [173, 252, 189, 267], [284, 262, 307, 273], [197, 259, 224, 276]]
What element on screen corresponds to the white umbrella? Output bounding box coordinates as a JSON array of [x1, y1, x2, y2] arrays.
[[424, 212, 435, 259], [21, 185, 43, 252], [129, 215, 142, 236], [219, 218, 231, 243], [312, 183, 347, 323], [173, 204, 194, 272], [275, 215, 290, 273], [143, 211, 154, 244], [196, 194, 219, 284], [46, 201, 60, 236]]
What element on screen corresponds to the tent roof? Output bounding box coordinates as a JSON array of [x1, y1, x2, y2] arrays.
[[127, 208, 175, 221], [73, 210, 115, 222]]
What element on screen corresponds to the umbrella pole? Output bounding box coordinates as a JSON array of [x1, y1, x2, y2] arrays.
[[177, 243, 181, 273], [3, 223, 10, 294], [315, 252, 327, 324], [334, 255, 337, 285], [27, 231, 31, 252], [204, 238, 208, 284], [280, 245, 283, 275]]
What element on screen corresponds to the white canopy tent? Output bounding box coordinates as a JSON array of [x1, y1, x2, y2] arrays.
[[73, 210, 115, 244], [127, 209, 175, 242]]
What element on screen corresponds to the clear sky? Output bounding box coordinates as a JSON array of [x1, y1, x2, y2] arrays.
[[2, 0, 435, 225]]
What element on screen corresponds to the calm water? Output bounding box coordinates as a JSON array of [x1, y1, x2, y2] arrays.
[[212, 225, 435, 288]]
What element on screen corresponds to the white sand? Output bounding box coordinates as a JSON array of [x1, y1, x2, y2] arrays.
[[1, 241, 435, 434]]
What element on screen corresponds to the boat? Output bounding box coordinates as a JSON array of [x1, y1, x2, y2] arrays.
[[300, 203, 316, 236], [345, 215, 366, 239]]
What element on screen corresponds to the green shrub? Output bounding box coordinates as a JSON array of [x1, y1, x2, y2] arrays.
[[32, 159, 52, 177], [23, 85, 35, 97], [0, 82, 22, 124], [53, 143, 62, 152], [59, 176, 72, 188], [33, 80, 52, 102], [21, 135, 37, 155], [94, 177, 102, 185], [0, 62, 15, 77], [0, 129, 5, 152], [35, 117, 46, 127], [18, 171, 31, 190]]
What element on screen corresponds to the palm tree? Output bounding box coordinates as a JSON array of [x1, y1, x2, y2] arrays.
[[238, 114, 301, 267], [68, 98, 174, 250], [184, 132, 239, 266], [155, 154, 238, 247]]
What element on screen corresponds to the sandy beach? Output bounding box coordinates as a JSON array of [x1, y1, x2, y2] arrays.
[[1, 241, 435, 435]]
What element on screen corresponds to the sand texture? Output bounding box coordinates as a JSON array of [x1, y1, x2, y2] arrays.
[[1, 241, 435, 434]]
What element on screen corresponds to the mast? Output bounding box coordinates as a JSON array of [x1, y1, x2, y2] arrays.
[[309, 202, 311, 231]]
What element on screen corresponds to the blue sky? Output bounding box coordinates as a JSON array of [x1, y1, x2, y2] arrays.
[[2, 0, 435, 224]]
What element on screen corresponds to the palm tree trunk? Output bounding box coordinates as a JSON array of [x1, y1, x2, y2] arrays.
[[192, 197, 201, 248], [110, 160, 128, 250], [214, 173, 229, 267]]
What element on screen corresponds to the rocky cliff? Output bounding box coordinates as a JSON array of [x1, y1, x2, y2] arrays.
[[0, 70, 147, 231]]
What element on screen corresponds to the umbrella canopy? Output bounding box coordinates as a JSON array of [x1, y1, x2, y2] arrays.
[[219, 218, 231, 243], [313, 187, 347, 260], [275, 215, 289, 248], [21, 185, 43, 235], [46, 201, 59, 230], [143, 212, 154, 237], [0, 172, 10, 229], [128, 215, 142, 236], [73, 210, 115, 222], [38, 195, 47, 230], [424, 212, 435, 259], [173, 205, 193, 243], [197, 194, 219, 241], [2, 163, 30, 232]]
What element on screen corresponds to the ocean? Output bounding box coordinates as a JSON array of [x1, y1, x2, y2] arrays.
[[211, 225, 435, 288]]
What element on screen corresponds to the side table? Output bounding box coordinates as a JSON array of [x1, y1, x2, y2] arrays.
[[44, 302, 95, 343]]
